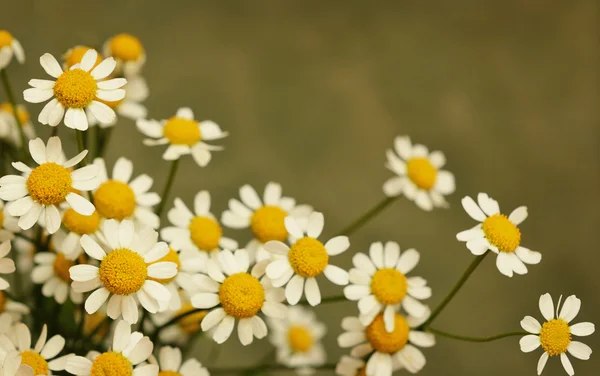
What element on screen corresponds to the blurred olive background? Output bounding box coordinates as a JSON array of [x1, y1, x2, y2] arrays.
[[2, 0, 598, 375]]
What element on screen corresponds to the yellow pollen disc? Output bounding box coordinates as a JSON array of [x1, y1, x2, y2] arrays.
[[0, 291, 6, 312], [53, 253, 74, 282], [109, 34, 144, 61], [65, 46, 102, 69], [163, 117, 201, 146], [188, 216, 222, 251], [63, 208, 100, 235], [53, 69, 98, 108], [219, 273, 265, 319], [90, 351, 132, 376], [177, 302, 207, 334], [99, 248, 147, 295], [482, 214, 521, 253], [159, 372, 182, 376], [288, 326, 313, 352], [149, 248, 180, 284], [27, 163, 72, 206], [366, 313, 409, 354], [94, 180, 136, 220], [288, 237, 329, 278], [0, 31, 13, 47], [20, 351, 49, 375], [0, 103, 30, 125], [250, 206, 288, 243], [540, 319, 571, 356], [371, 268, 407, 305], [406, 157, 437, 190]]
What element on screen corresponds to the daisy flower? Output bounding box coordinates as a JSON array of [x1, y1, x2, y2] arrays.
[[457, 193, 542, 277], [0, 293, 29, 321], [161, 190, 238, 267], [268, 306, 326, 372], [55, 207, 102, 259], [69, 219, 177, 324], [103, 33, 146, 77], [87, 76, 149, 128], [221, 182, 313, 262], [65, 320, 158, 376], [382, 135, 455, 211], [150, 346, 209, 376], [0, 200, 19, 242], [0, 30, 25, 70], [344, 242, 430, 331], [191, 249, 287, 345], [152, 297, 208, 346], [335, 356, 367, 376], [0, 350, 34, 376], [337, 312, 435, 375], [92, 157, 160, 229], [136, 107, 228, 167], [520, 293, 595, 376], [0, 242, 15, 290], [0, 137, 99, 234], [264, 212, 350, 306], [23, 49, 126, 130], [62, 46, 101, 71], [0, 104, 36, 146]]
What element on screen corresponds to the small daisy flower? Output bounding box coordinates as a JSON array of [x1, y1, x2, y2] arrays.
[[62, 46, 102, 71], [69, 219, 177, 324], [23, 50, 126, 130], [0, 350, 34, 376], [336, 356, 367, 376], [87, 76, 149, 128], [191, 249, 287, 345], [152, 297, 208, 346], [103, 33, 146, 77], [264, 212, 350, 306], [520, 293, 595, 376], [0, 104, 36, 146], [0, 137, 99, 234], [457, 193, 542, 277], [383, 135, 455, 211], [0, 200, 19, 242], [92, 157, 160, 229], [0, 30, 25, 70], [268, 306, 326, 372], [136, 107, 228, 167], [56, 207, 102, 259], [338, 312, 435, 376], [0, 241, 15, 290], [0, 292, 29, 321], [221, 183, 312, 262], [65, 320, 158, 376], [150, 346, 209, 376], [161, 190, 238, 267], [344, 242, 431, 332]]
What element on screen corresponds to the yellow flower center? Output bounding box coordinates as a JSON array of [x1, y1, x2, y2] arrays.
[[0, 291, 5, 312], [371, 268, 407, 305], [540, 319, 571, 356], [53, 253, 74, 282], [163, 117, 201, 146], [406, 157, 437, 190], [0, 31, 14, 47], [109, 34, 144, 61], [250, 206, 288, 243], [149, 248, 180, 284], [53, 69, 98, 109], [99, 248, 147, 295], [63, 208, 101, 235], [27, 163, 72, 206], [177, 302, 207, 334], [65, 46, 102, 69], [288, 326, 313, 352], [288, 237, 329, 278], [219, 273, 265, 319], [159, 372, 182, 376], [482, 214, 521, 253], [188, 216, 222, 251], [366, 313, 409, 354], [90, 352, 132, 376], [0, 103, 30, 125], [20, 351, 49, 375], [94, 180, 136, 220]]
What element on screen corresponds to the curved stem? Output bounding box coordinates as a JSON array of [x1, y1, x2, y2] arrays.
[[0, 69, 28, 161], [427, 327, 527, 343], [338, 196, 397, 236], [155, 159, 180, 217]]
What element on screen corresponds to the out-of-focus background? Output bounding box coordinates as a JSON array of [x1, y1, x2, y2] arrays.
[[3, 0, 598, 375]]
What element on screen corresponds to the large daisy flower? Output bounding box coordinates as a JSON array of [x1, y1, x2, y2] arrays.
[[92, 157, 160, 229], [0, 104, 36, 147], [383, 135, 455, 211], [520, 293, 594, 376], [136, 107, 228, 167], [457, 193, 542, 277], [69, 219, 177, 324], [264, 212, 350, 306], [161, 190, 237, 267], [0, 350, 34, 376], [23, 50, 126, 130], [65, 320, 158, 376], [103, 33, 146, 77], [337, 312, 435, 375], [0, 30, 25, 70], [0, 241, 15, 290], [191, 249, 287, 345], [344, 242, 430, 332], [0, 137, 99, 234], [221, 183, 313, 262], [150, 346, 209, 376], [0, 200, 19, 242]]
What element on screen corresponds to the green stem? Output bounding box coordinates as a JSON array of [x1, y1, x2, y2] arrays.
[[419, 252, 488, 330], [338, 196, 397, 236], [150, 307, 201, 341], [0, 69, 28, 161], [298, 294, 346, 306], [155, 159, 180, 217], [75, 131, 88, 166], [96, 127, 113, 159], [13, 232, 35, 243], [427, 327, 527, 343]]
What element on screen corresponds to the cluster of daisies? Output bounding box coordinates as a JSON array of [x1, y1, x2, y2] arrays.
[[0, 29, 595, 376]]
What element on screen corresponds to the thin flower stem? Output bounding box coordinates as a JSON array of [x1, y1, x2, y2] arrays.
[[155, 159, 180, 217], [150, 307, 201, 340], [13, 232, 35, 243], [298, 294, 347, 306], [0, 69, 29, 161], [338, 196, 398, 236], [427, 327, 527, 343], [97, 127, 113, 158], [75, 131, 88, 166]]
